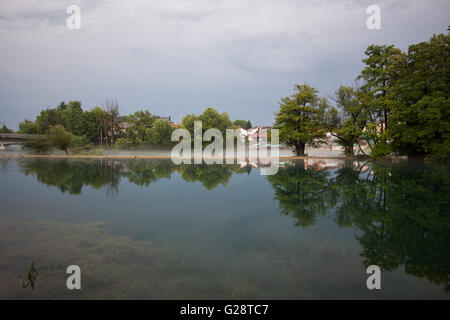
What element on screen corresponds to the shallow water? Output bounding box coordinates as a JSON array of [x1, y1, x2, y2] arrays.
[[0, 158, 448, 299]]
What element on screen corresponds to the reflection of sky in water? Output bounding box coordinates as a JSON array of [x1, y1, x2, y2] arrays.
[[0, 159, 448, 299]]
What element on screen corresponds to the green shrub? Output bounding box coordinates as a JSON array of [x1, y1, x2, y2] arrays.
[[71, 134, 90, 148], [371, 141, 393, 159], [23, 137, 52, 154], [115, 137, 131, 149]]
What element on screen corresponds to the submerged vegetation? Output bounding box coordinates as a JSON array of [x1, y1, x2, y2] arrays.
[[20, 262, 37, 290], [12, 158, 450, 293], [19, 262, 62, 290]]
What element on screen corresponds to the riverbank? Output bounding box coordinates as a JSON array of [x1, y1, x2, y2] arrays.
[[0, 153, 349, 160]]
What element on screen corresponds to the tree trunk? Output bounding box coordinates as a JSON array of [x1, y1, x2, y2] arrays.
[[357, 141, 368, 156], [346, 141, 355, 157], [382, 87, 388, 132], [295, 143, 306, 156], [63, 148, 69, 155]]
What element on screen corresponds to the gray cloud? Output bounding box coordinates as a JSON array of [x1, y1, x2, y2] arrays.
[[0, 0, 449, 128]]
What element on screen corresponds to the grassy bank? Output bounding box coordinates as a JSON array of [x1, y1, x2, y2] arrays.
[[2, 153, 348, 160]]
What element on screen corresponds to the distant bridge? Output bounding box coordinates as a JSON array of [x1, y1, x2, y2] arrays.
[[0, 133, 39, 150]]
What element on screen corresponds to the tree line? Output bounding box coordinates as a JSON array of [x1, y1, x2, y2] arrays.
[[275, 28, 449, 160], [17, 99, 122, 154], [15, 98, 251, 154], [6, 28, 448, 159]]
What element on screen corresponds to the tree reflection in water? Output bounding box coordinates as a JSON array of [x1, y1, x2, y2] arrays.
[[20, 159, 122, 198], [18, 158, 450, 292], [268, 159, 450, 292], [19, 159, 249, 196]]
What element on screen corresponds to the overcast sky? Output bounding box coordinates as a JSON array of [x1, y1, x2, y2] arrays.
[[0, 0, 448, 129]]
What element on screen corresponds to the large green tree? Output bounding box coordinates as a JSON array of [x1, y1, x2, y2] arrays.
[[149, 119, 174, 147], [181, 107, 233, 143], [122, 110, 156, 145], [0, 124, 14, 133], [233, 120, 252, 130], [357, 45, 404, 133], [274, 84, 326, 156], [79, 110, 98, 143], [390, 31, 450, 159], [18, 119, 39, 134], [91, 106, 109, 145], [35, 108, 65, 133], [62, 101, 84, 136], [47, 125, 73, 155], [199, 107, 233, 135], [325, 86, 367, 156]]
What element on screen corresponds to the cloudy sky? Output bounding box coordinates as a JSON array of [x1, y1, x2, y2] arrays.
[[0, 0, 448, 128]]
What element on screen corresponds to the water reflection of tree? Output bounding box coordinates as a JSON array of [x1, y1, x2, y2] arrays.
[[334, 162, 450, 292], [121, 159, 177, 186], [177, 164, 245, 190], [267, 160, 338, 227], [16, 158, 450, 291], [19, 159, 250, 194], [20, 159, 122, 197], [269, 159, 450, 292]]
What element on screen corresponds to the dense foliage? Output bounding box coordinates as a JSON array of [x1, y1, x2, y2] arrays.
[[275, 29, 449, 160], [0, 124, 14, 133], [19, 100, 244, 153], [390, 33, 450, 159], [13, 29, 449, 159], [233, 120, 252, 130], [274, 84, 327, 156]]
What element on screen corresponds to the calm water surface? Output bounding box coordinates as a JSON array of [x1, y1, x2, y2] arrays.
[[0, 158, 448, 299]]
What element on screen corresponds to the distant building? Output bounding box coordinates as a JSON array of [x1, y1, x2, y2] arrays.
[[155, 115, 180, 128], [362, 121, 386, 135], [247, 126, 268, 145], [156, 116, 172, 122], [119, 122, 132, 133], [236, 127, 248, 143], [247, 126, 261, 136]]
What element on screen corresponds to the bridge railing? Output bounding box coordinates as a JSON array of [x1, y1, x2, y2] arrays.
[[0, 133, 40, 140]]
